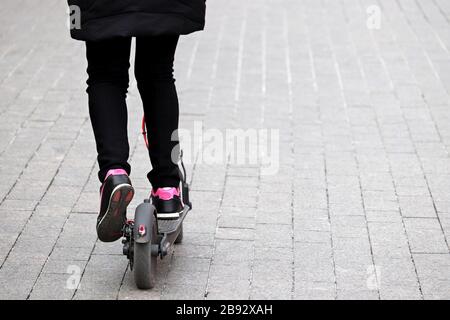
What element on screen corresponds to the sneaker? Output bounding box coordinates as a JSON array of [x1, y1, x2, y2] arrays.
[[151, 187, 184, 220], [97, 169, 134, 242]]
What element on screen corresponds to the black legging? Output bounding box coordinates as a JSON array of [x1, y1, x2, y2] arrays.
[[86, 36, 180, 188]]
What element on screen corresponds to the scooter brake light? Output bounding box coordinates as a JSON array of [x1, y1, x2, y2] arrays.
[[138, 224, 146, 237]]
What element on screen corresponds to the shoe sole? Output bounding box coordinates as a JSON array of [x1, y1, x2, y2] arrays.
[[97, 184, 134, 242], [156, 209, 184, 220]]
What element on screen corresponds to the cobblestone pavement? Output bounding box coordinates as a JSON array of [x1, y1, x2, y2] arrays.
[[0, 0, 450, 300]]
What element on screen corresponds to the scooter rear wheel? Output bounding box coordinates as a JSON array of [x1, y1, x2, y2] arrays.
[[133, 208, 158, 289]]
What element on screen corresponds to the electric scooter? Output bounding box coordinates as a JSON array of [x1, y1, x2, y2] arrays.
[[121, 117, 192, 289]]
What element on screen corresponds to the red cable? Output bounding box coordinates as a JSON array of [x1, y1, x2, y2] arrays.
[[141, 115, 149, 149]]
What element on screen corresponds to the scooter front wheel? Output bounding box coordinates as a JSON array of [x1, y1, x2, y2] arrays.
[[174, 223, 183, 244]]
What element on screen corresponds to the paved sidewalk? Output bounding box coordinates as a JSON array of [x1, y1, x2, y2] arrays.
[[0, 0, 450, 300]]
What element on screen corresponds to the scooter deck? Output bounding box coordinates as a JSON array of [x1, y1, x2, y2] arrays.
[[158, 205, 190, 235]]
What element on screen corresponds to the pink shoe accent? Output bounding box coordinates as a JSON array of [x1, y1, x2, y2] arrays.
[[104, 169, 128, 181], [151, 187, 180, 201], [100, 169, 128, 199]]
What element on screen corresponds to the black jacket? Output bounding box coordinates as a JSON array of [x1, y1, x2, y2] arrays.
[[67, 0, 206, 41]]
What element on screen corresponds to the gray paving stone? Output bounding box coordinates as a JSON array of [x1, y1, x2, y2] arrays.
[[328, 202, 365, 216], [295, 230, 332, 244], [161, 284, 205, 300], [403, 218, 448, 253], [42, 258, 88, 275], [330, 216, 369, 238], [295, 281, 336, 300], [173, 244, 214, 259], [216, 227, 255, 241], [336, 289, 379, 300], [414, 254, 450, 299], [92, 241, 123, 256], [74, 254, 128, 298], [398, 196, 437, 218], [206, 280, 250, 300], [0, 199, 38, 211], [219, 214, 256, 229], [165, 269, 209, 287], [212, 239, 253, 266], [0, 278, 36, 300], [251, 260, 293, 300], [72, 192, 98, 213], [170, 256, 210, 273], [294, 242, 334, 283], [28, 273, 76, 300], [365, 210, 403, 223], [255, 223, 292, 248], [379, 284, 422, 300]]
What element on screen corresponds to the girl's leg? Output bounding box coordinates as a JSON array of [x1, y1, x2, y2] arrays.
[[135, 35, 181, 189], [86, 37, 132, 182]]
